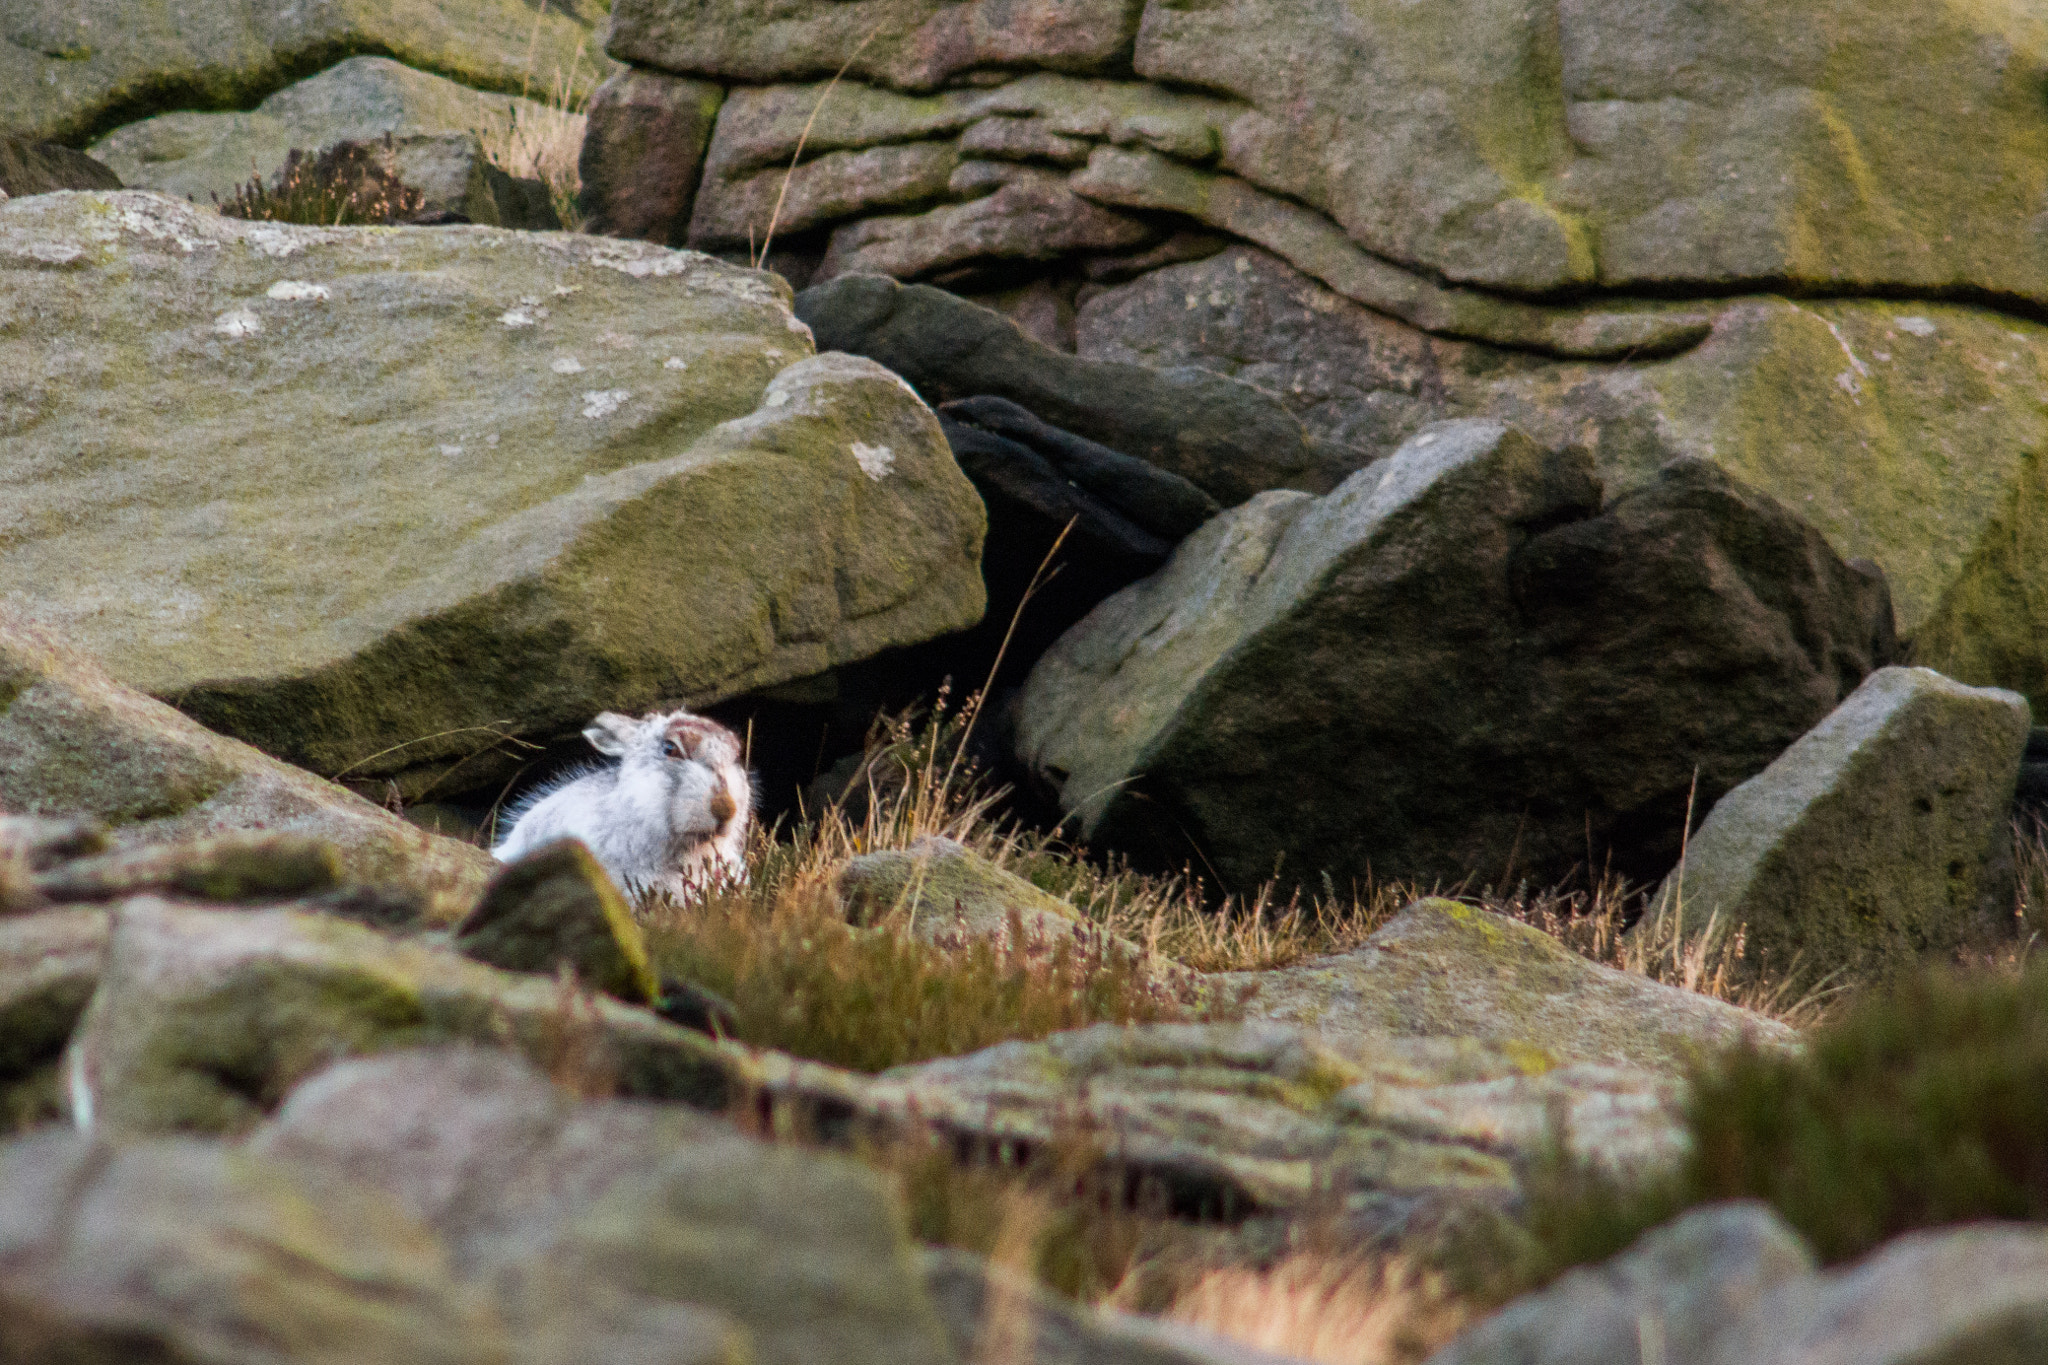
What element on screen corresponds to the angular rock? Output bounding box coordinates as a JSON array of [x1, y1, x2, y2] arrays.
[[1079, 247, 2048, 711], [3, 0, 609, 145], [1424, 1202, 1818, 1365], [0, 908, 106, 1131], [0, 611, 493, 923], [254, 1047, 955, 1365], [1227, 900, 1797, 1077], [1428, 1207, 2048, 1365], [30, 830, 342, 905], [85, 58, 562, 225], [579, 67, 726, 245], [1642, 667, 2033, 988], [1017, 421, 1898, 891], [0, 193, 987, 797], [456, 839, 660, 1004], [0, 1130, 507, 1365], [797, 272, 1354, 505], [65, 896, 758, 1134], [0, 137, 120, 197]]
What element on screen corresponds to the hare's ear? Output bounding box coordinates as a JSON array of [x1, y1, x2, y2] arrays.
[[583, 712, 638, 756]]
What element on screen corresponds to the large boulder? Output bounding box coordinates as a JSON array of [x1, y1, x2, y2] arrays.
[[0, 611, 493, 922], [1641, 667, 2032, 988], [2, 0, 610, 145], [0, 192, 986, 799], [85, 58, 562, 225], [64, 896, 758, 1133], [1080, 246, 2048, 714], [581, 1, 2048, 713], [602, 0, 2048, 306], [1426, 1203, 2048, 1365], [253, 1048, 956, 1365], [1225, 900, 1797, 1077], [0, 1046, 956, 1365], [1016, 420, 1897, 892]]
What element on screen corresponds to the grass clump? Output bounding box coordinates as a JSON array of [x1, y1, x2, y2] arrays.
[[214, 138, 424, 226], [1517, 960, 2048, 1284], [638, 697, 1224, 1074]]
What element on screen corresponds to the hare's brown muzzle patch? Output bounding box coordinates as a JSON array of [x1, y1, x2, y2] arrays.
[[709, 783, 738, 826]]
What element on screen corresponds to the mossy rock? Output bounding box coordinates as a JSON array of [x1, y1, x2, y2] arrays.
[[0, 193, 986, 793], [456, 839, 660, 1005], [2, 0, 611, 145], [0, 610, 492, 923], [1643, 667, 2032, 990], [1223, 899, 1797, 1079]]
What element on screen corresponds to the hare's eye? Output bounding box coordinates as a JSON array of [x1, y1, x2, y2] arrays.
[[660, 740, 685, 760]]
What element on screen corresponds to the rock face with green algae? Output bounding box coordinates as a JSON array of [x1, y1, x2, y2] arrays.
[[1224, 900, 1797, 1078], [1641, 667, 2033, 990], [1016, 420, 1896, 891], [454, 838, 661, 1004], [835, 834, 1080, 942], [1079, 248, 2048, 711], [0, 0, 611, 146], [603, 0, 2048, 306], [250, 1047, 957, 1365], [0, 610, 493, 923], [84, 57, 558, 215], [64, 896, 770, 1134], [0, 192, 987, 790], [0, 1130, 510, 1365]]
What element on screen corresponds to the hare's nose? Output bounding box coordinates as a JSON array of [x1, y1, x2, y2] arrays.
[[709, 783, 737, 826]]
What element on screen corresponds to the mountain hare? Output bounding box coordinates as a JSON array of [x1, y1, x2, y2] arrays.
[[493, 709, 753, 900]]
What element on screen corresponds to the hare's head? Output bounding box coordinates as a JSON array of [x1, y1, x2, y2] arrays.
[[584, 708, 752, 867]]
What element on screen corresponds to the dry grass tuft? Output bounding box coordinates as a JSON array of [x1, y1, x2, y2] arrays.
[[1135, 1254, 1474, 1365], [475, 36, 592, 229]]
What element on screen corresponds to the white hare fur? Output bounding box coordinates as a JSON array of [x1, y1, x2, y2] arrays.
[[493, 709, 753, 900]]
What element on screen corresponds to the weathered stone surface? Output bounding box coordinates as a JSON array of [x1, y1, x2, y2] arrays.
[[0, 193, 986, 794], [1642, 667, 2032, 988], [1228, 900, 1797, 1077], [0, 611, 493, 923], [0, 1130, 506, 1365], [31, 831, 342, 905], [819, 163, 1157, 281], [1428, 1207, 2048, 1365], [2, 0, 610, 145], [0, 137, 120, 198], [607, 0, 1145, 93], [65, 896, 757, 1134], [611, 0, 2048, 319], [85, 58, 558, 219], [797, 272, 1355, 505], [579, 67, 726, 245], [456, 839, 660, 1004], [837, 835, 1083, 945], [1131, 0, 2048, 302], [1017, 421, 1896, 891], [254, 1048, 956, 1365], [0, 908, 105, 1131], [1078, 247, 2048, 710], [1424, 1202, 1818, 1365]]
